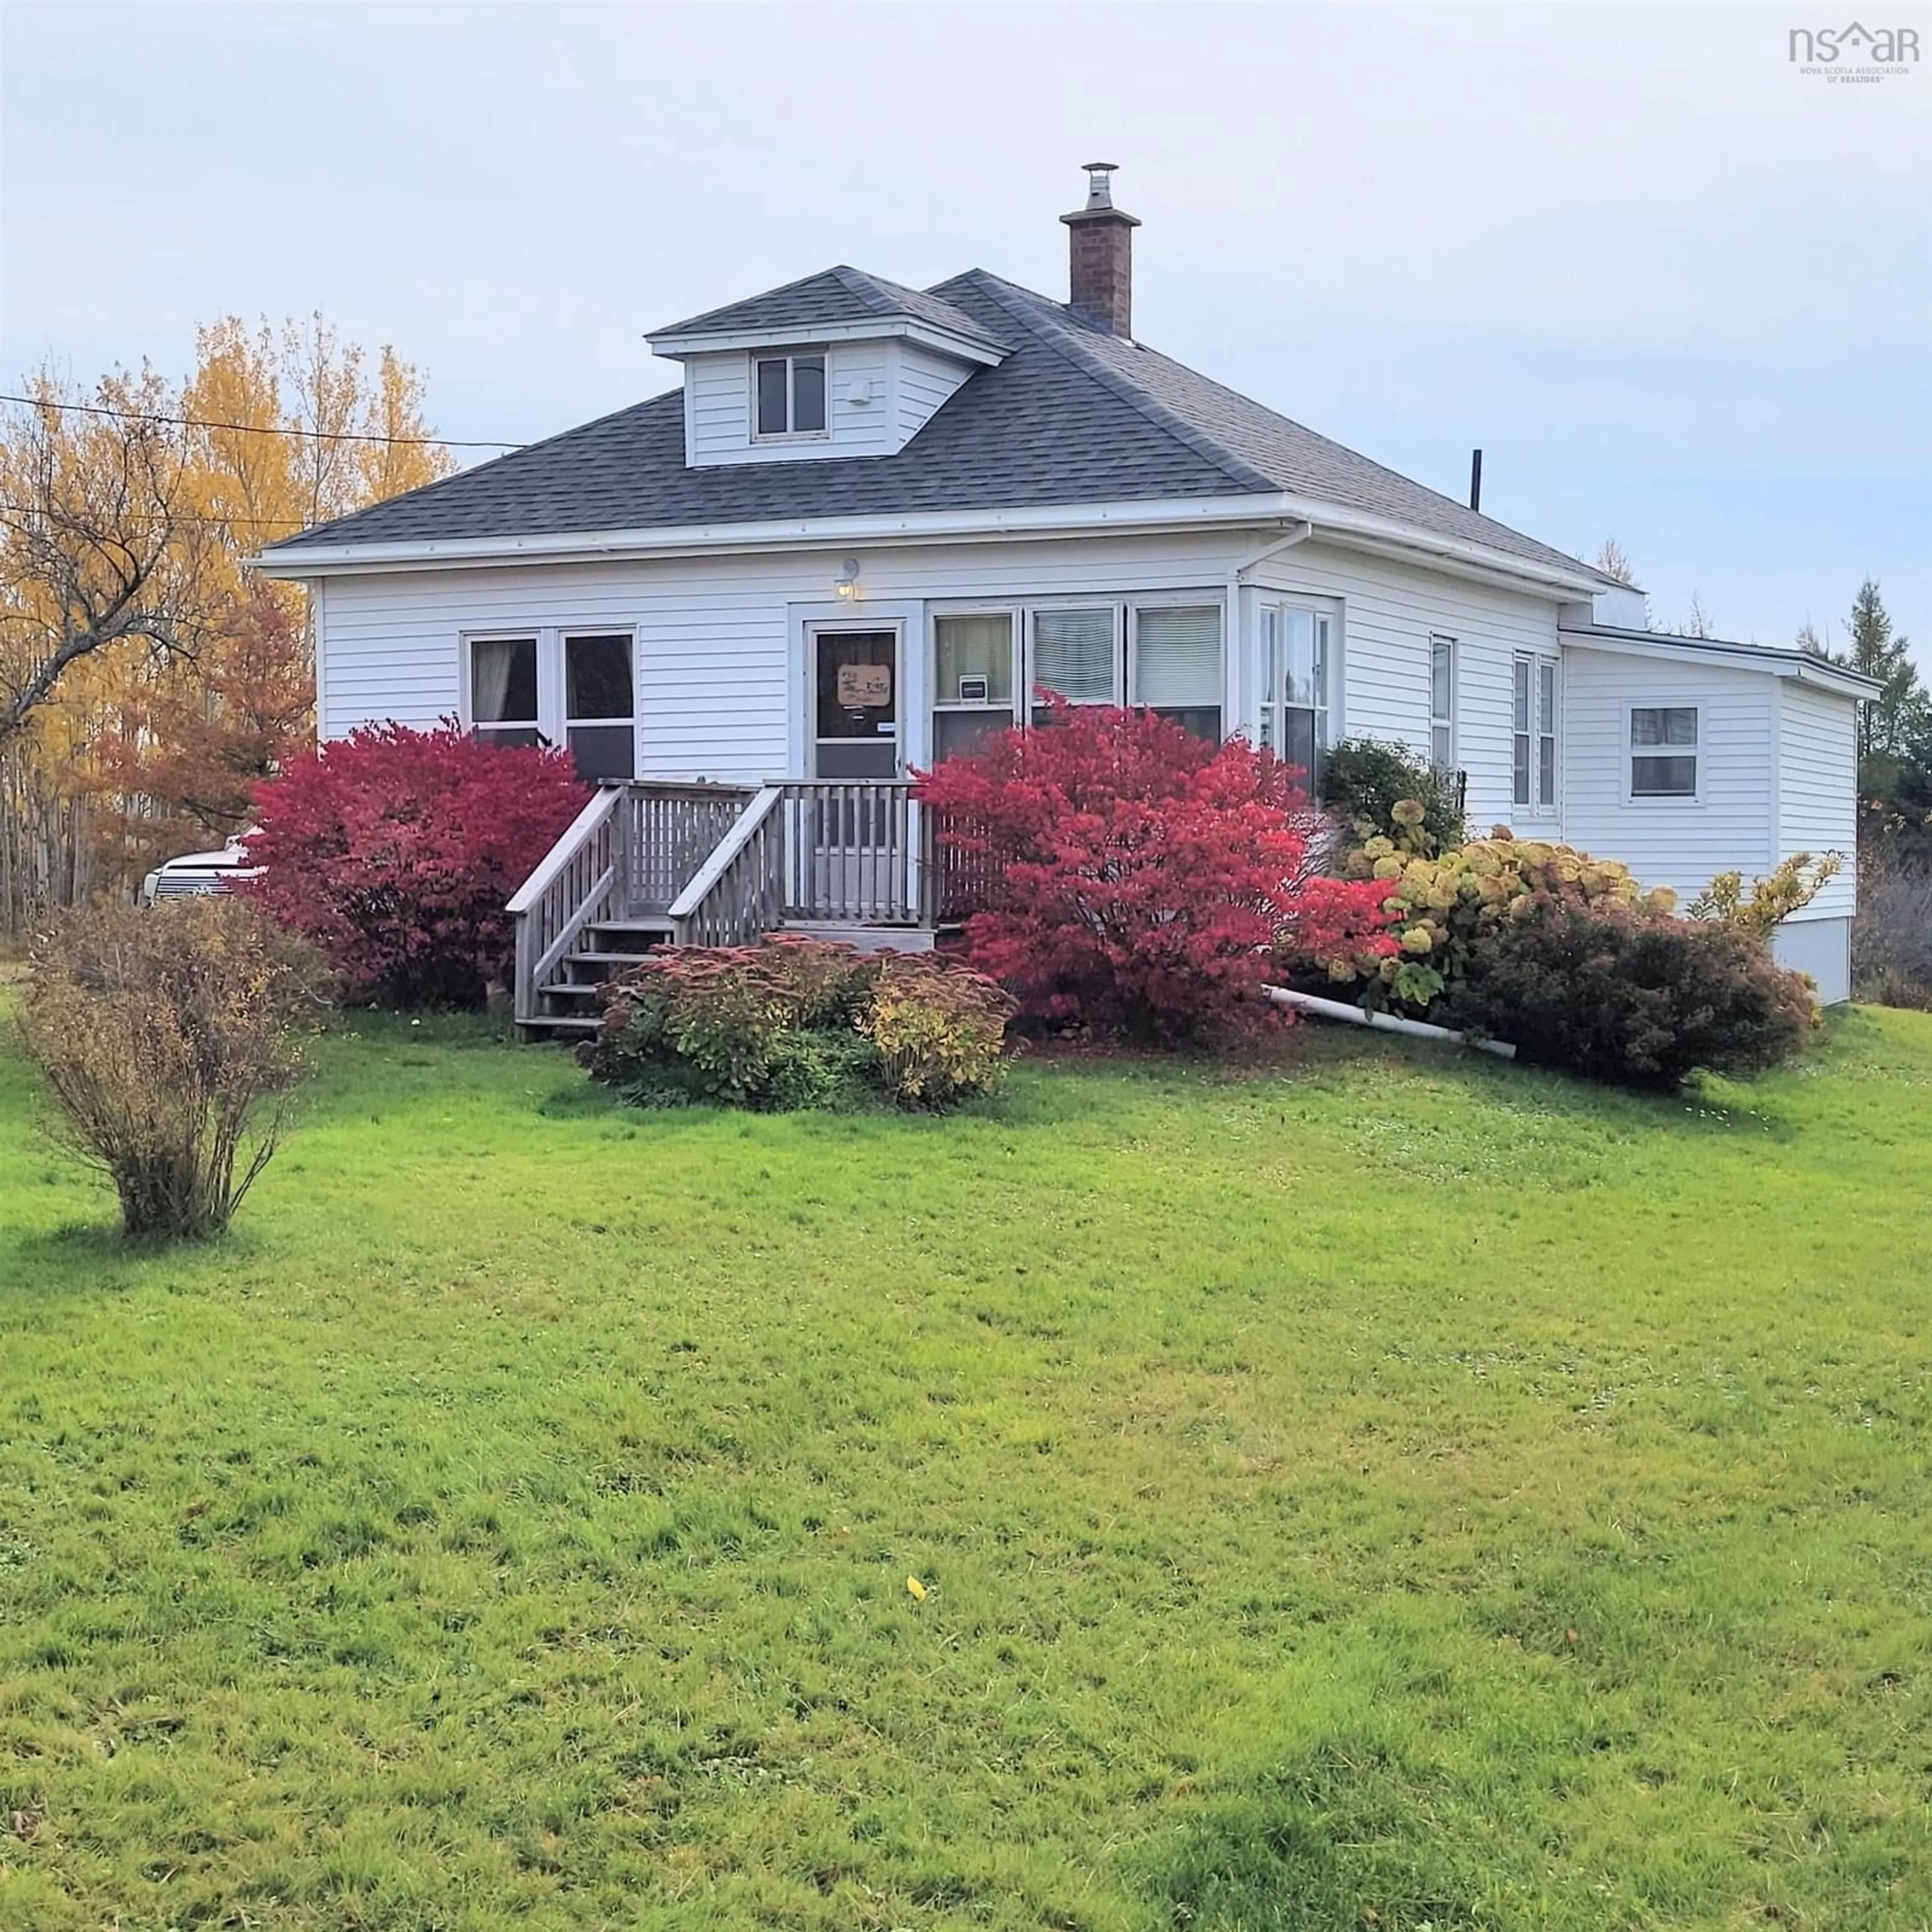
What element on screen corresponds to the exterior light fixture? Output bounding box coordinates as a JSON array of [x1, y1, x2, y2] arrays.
[[834, 556, 861, 601]]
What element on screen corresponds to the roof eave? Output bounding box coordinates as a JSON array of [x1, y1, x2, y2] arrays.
[[253, 490, 1607, 591], [646, 317, 1007, 367], [1558, 623, 1885, 699]]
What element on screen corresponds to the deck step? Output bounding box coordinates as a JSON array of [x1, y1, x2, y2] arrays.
[[564, 950, 660, 969], [589, 918, 676, 938], [539, 981, 604, 1001], [518, 1014, 601, 1037]]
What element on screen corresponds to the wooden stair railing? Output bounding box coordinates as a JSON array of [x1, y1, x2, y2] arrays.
[[509, 781, 754, 1028], [511, 778, 968, 1032], [668, 787, 786, 946], [507, 788, 623, 1029]]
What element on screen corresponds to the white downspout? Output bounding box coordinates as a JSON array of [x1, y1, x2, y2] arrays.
[[1262, 983, 1517, 1060]]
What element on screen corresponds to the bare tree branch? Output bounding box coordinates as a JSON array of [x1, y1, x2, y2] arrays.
[[0, 374, 212, 750]]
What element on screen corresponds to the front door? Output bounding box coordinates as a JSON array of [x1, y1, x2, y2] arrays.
[[812, 630, 899, 779], [806, 629, 902, 915]]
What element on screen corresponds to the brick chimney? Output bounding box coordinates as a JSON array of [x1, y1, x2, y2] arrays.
[[1061, 163, 1141, 337]]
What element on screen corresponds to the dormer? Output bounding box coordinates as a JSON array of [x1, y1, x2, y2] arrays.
[[646, 267, 1008, 468]]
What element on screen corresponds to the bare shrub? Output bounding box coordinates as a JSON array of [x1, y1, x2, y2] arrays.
[[1854, 861, 1932, 1009], [19, 898, 332, 1240]]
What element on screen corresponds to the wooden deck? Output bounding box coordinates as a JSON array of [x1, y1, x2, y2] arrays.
[[507, 780, 976, 1038]]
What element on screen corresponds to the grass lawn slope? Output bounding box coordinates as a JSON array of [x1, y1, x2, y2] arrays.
[[2, 1008, 1928, 1929]]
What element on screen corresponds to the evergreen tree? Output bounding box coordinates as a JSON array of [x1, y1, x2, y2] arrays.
[[1843, 578, 1927, 762]]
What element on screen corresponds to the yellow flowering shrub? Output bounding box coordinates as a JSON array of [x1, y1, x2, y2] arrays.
[[1332, 824, 1676, 1012]]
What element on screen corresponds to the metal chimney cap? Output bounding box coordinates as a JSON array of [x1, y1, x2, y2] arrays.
[[1081, 162, 1120, 208]]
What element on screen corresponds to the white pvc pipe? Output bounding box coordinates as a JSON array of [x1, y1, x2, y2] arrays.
[[1262, 983, 1517, 1060]]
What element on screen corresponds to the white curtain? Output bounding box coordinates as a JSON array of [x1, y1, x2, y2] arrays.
[[472, 638, 514, 725]]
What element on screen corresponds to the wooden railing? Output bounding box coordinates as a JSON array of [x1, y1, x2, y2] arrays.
[[669, 787, 786, 946], [507, 781, 752, 1025], [507, 787, 622, 1027], [775, 781, 928, 925], [511, 778, 978, 1023]]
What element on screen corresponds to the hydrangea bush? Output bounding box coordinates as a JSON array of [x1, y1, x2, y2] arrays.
[[1322, 822, 1678, 1013]]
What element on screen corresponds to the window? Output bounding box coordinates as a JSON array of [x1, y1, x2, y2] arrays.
[[1430, 637, 1456, 771], [754, 352, 828, 438], [931, 612, 1018, 762], [1132, 604, 1223, 742], [469, 636, 540, 748], [467, 628, 636, 782], [1538, 660, 1558, 810], [1029, 606, 1119, 721], [1513, 654, 1560, 812], [564, 632, 636, 782], [1257, 603, 1333, 785], [1630, 706, 1699, 797]]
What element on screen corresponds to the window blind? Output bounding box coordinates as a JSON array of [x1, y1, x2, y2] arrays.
[[1133, 606, 1222, 707], [1032, 608, 1116, 704]]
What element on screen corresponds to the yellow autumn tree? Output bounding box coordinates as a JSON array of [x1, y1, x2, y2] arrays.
[[0, 320, 457, 929]]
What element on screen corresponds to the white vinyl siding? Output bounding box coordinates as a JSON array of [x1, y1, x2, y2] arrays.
[[1776, 679, 1859, 920], [1242, 541, 1565, 832], [313, 530, 1252, 784], [1559, 647, 1774, 903], [896, 343, 974, 447], [685, 344, 893, 466], [684, 340, 971, 466]]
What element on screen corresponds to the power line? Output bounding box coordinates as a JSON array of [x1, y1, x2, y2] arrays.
[[0, 502, 371, 533], [0, 390, 521, 451]]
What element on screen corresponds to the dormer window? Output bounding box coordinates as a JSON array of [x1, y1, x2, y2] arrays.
[[754, 352, 828, 439]]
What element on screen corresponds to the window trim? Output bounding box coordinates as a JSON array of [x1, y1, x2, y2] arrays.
[[1253, 595, 1340, 779], [750, 348, 832, 443], [460, 625, 639, 780], [1025, 599, 1127, 714], [463, 631, 544, 747], [930, 606, 1023, 761], [1626, 702, 1702, 803], [1429, 635, 1457, 773], [1127, 598, 1226, 741], [1512, 650, 1561, 817]]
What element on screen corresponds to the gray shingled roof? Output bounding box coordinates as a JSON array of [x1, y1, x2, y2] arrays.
[[267, 268, 1606, 583], [649, 265, 1008, 355]]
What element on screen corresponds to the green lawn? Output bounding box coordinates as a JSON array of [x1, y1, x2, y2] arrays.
[[1, 1009, 1928, 1931]]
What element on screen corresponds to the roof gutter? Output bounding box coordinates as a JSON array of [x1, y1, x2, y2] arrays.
[[252, 491, 1606, 598]]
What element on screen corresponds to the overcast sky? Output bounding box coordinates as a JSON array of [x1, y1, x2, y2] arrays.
[[4, 1, 1927, 659]]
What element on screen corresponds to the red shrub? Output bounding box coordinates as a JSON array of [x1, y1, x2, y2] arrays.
[[243, 721, 591, 1007], [917, 699, 1393, 1041]]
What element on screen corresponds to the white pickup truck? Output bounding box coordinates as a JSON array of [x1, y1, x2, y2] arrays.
[[139, 840, 261, 904]]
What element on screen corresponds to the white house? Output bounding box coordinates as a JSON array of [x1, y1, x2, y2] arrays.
[[257, 166, 1874, 1029]]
